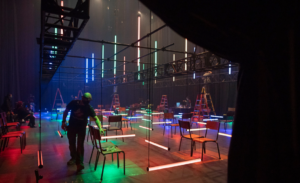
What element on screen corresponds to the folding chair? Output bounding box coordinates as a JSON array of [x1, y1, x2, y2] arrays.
[[181, 113, 194, 127], [107, 115, 124, 142], [163, 113, 177, 137], [178, 120, 204, 156], [122, 110, 132, 130], [91, 126, 125, 182], [192, 121, 221, 160], [0, 112, 20, 132]]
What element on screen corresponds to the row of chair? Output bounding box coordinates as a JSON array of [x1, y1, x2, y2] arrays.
[[0, 112, 26, 153]]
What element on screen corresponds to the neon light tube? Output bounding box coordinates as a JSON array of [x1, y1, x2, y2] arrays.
[[203, 119, 218, 121], [197, 122, 207, 124], [147, 159, 201, 171], [138, 16, 140, 79], [123, 56, 125, 76], [142, 119, 152, 121], [61, 1, 64, 35], [152, 112, 163, 115], [193, 72, 195, 79], [114, 35, 117, 76], [145, 140, 170, 151], [185, 38, 187, 70], [86, 58, 88, 83], [155, 41, 157, 76], [218, 133, 232, 137], [102, 45, 104, 78], [139, 125, 153, 130], [37, 151, 43, 168], [152, 122, 171, 124], [57, 130, 63, 138], [101, 134, 135, 139], [127, 117, 143, 119], [187, 128, 207, 131], [210, 115, 224, 118], [229, 63, 231, 75], [92, 53, 94, 81]]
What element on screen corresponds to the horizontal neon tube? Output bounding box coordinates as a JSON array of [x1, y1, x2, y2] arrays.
[[187, 128, 207, 131], [93, 125, 110, 128], [102, 111, 114, 113], [218, 132, 232, 137], [144, 114, 152, 116], [101, 134, 136, 139], [120, 114, 128, 116], [127, 117, 143, 119], [210, 115, 224, 118], [152, 112, 164, 115], [203, 119, 218, 121], [142, 119, 152, 121], [197, 122, 207, 124], [139, 125, 153, 131], [152, 122, 171, 124], [147, 159, 201, 171], [57, 130, 63, 138], [145, 140, 170, 151]]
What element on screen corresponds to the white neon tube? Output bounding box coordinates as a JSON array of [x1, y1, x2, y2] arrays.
[[187, 128, 207, 131], [145, 140, 170, 151], [203, 119, 219, 121], [185, 38, 187, 70], [86, 58, 88, 83], [152, 122, 171, 124], [101, 134, 136, 139], [61, 1, 64, 35], [102, 45, 104, 78], [139, 125, 153, 130], [197, 122, 207, 124], [218, 132, 232, 137], [147, 159, 201, 171], [114, 35, 117, 76], [92, 53, 94, 81]]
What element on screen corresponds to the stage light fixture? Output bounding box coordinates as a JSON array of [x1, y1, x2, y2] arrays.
[[145, 140, 170, 151], [147, 159, 201, 171], [101, 134, 135, 139]]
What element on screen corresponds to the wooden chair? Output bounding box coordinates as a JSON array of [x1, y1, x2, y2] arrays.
[[178, 120, 204, 156], [163, 113, 175, 137], [87, 115, 105, 142], [122, 110, 132, 130], [107, 115, 124, 142], [181, 113, 194, 126], [0, 112, 20, 132], [91, 126, 125, 182], [192, 121, 221, 161]]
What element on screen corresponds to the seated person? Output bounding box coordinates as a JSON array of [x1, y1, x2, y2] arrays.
[[14, 101, 35, 127]]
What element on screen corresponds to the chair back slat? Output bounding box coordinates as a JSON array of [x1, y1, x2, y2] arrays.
[[206, 121, 220, 131], [182, 113, 193, 119], [92, 127, 103, 150], [164, 113, 174, 119], [108, 115, 122, 122], [178, 120, 190, 129]]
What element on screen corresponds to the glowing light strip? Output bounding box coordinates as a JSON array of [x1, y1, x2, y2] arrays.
[[102, 111, 114, 113], [193, 72, 195, 79], [152, 122, 171, 124], [229, 63, 231, 75], [173, 54, 175, 81], [218, 132, 232, 137], [155, 41, 157, 76], [57, 130, 63, 138], [139, 125, 153, 130], [101, 134, 136, 139], [123, 56, 125, 76], [185, 38, 187, 70], [145, 140, 170, 151], [187, 128, 207, 131], [203, 119, 218, 121], [114, 35, 117, 76], [37, 151, 43, 168], [86, 58, 88, 83], [61, 1, 64, 35], [197, 122, 207, 124], [147, 159, 201, 171], [102, 45, 104, 78], [152, 112, 163, 115], [138, 16, 140, 79], [127, 117, 143, 119], [142, 119, 152, 121], [210, 115, 223, 118], [92, 53, 94, 81]]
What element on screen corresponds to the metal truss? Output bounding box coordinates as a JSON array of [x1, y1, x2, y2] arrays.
[[102, 51, 239, 87], [38, 0, 90, 82]]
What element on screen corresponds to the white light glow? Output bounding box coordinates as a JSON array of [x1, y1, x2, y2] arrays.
[[185, 38, 187, 70], [229, 64, 231, 75], [197, 122, 207, 124], [155, 41, 157, 76], [147, 159, 201, 171], [203, 119, 218, 121], [145, 140, 170, 150], [61, 1, 64, 35], [152, 122, 171, 124], [101, 134, 136, 139], [114, 35, 117, 76], [138, 16, 140, 69], [193, 72, 195, 79], [92, 53, 94, 81], [210, 115, 224, 118], [123, 56, 126, 75], [187, 128, 207, 131], [218, 132, 232, 137], [139, 125, 153, 130], [86, 58, 88, 83], [102, 45, 104, 78], [57, 130, 63, 137]]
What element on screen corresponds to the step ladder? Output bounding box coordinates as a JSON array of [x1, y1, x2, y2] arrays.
[[52, 88, 65, 110], [77, 90, 83, 99], [160, 95, 168, 109], [192, 87, 216, 121], [111, 94, 120, 111]]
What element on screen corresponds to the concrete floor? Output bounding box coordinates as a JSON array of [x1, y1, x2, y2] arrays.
[[0, 113, 232, 183]]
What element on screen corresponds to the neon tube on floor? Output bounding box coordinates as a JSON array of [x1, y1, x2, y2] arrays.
[[37, 151, 43, 168], [187, 128, 207, 131], [197, 122, 207, 124], [101, 134, 135, 139], [57, 130, 63, 138], [218, 132, 232, 137], [147, 159, 201, 171], [152, 122, 171, 124], [139, 125, 153, 130], [145, 140, 170, 151]]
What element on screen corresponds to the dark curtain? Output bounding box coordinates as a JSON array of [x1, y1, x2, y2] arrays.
[[0, 0, 40, 108], [139, 0, 300, 182]]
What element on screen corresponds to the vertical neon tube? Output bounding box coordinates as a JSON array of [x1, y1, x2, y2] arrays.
[[102, 45, 104, 78], [193, 72, 195, 79], [114, 35, 117, 77], [61, 1, 64, 35], [185, 38, 187, 70], [138, 16, 140, 79], [155, 41, 157, 76], [229, 63, 231, 75], [123, 56, 125, 75], [86, 58, 88, 83], [173, 53, 175, 81], [92, 53, 94, 81]]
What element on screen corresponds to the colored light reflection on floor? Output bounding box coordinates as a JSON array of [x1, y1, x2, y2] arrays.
[[147, 159, 201, 171]]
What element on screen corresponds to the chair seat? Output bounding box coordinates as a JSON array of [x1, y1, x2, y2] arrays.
[[170, 124, 179, 127], [122, 118, 129, 121], [2, 134, 23, 138], [183, 134, 203, 139], [99, 147, 123, 154], [108, 127, 121, 130], [193, 138, 216, 143], [7, 123, 20, 126], [101, 141, 115, 148]]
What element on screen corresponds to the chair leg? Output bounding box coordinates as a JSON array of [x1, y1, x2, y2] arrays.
[[204, 143, 206, 154], [171, 126, 173, 138], [163, 124, 165, 136], [179, 137, 182, 151], [202, 143, 204, 161], [117, 153, 119, 168], [216, 143, 221, 159], [89, 146, 94, 164], [123, 152, 125, 175], [100, 155, 106, 182], [94, 152, 100, 171], [87, 130, 90, 142], [121, 130, 124, 142], [191, 140, 194, 157]]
